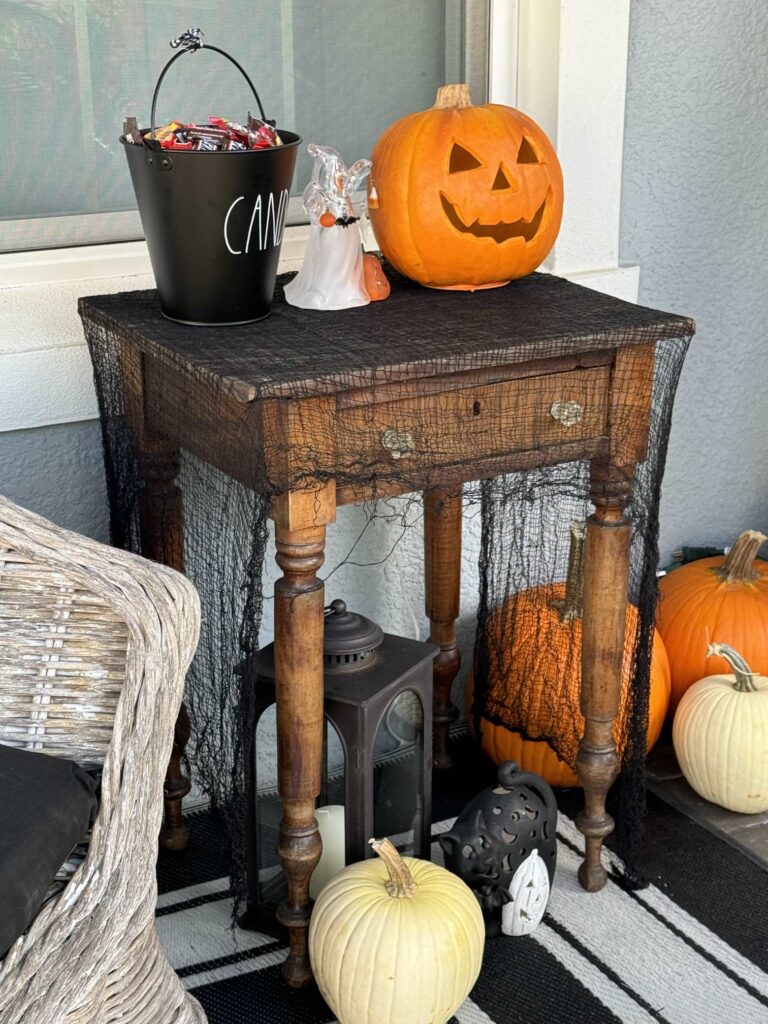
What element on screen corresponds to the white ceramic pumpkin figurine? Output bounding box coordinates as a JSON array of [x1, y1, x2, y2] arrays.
[[309, 837, 485, 1024], [673, 642, 768, 813], [501, 849, 551, 937]]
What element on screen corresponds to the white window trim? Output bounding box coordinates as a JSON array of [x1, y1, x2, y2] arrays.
[[0, 226, 306, 290], [0, 0, 637, 435]]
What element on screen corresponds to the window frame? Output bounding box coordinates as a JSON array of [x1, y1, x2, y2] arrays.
[[2, 1, 494, 258], [1, 1, 639, 436]]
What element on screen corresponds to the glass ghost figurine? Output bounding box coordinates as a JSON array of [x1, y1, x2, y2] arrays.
[[285, 144, 372, 311]]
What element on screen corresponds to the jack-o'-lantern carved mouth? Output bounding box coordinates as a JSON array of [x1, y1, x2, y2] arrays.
[[440, 191, 548, 244]]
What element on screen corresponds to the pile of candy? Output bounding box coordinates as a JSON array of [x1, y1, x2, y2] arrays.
[[123, 114, 282, 151]]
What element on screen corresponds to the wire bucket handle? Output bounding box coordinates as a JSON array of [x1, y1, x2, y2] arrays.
[[148, 28, 273, 140]]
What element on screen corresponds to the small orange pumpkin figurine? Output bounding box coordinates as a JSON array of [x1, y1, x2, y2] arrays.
[[369, 84, 563, 291], [362, 254, 391, 301]]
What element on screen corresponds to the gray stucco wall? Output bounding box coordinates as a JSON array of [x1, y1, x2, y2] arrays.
[[621, 0, 768, 557], [0, 420, 108, 543]]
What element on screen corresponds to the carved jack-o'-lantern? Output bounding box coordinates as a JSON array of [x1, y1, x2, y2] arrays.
[[369, 84, 563, 290]]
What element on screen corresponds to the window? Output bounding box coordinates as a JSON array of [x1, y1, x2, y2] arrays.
[[1, 0, 490, 253]]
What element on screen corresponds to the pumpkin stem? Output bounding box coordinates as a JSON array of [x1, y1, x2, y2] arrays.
[[369, 837, 416, 899], [712, 530, 767, 584], [707, 642, 759, 693], [552, 521, 586, 622], [434, 84, 472, 109]]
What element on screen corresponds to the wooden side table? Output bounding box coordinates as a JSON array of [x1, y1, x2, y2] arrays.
[[80, 272, 693, 988]]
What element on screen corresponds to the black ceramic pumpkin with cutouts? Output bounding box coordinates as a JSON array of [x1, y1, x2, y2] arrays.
[[439, 760, 557, 937]]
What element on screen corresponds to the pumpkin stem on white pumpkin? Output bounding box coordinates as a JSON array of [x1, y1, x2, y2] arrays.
[[713, 530, 767, 584], [369, 837, 417, 899], [552, 521, 586, 622], [707, 642, 759, 693], [434, 84, 472, 109]]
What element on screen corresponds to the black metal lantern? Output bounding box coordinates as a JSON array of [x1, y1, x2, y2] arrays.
[[240, 599, 437, 933]]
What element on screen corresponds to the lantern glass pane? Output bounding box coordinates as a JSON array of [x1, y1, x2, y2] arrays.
[[373, 689, 425, 856], [254, 710, 346, 907], [321, 716, 347, 807]]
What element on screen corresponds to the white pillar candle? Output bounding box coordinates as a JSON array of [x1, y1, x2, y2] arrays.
[[310, 805, 346, 900]]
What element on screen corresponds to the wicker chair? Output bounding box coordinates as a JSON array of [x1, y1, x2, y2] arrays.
[[0, 496, 206, 1024]]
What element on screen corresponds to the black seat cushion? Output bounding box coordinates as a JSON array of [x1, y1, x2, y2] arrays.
[[0, 743, 98, 958]]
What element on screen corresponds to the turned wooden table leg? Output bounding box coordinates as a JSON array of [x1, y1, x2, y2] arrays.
[[576, 482, 632, 891], [138, 438, 192, 852], [123, 343, 192, 852], [424, 488, 462, 771], [273, 519, 327, 988], [161, 704, 192, 851]]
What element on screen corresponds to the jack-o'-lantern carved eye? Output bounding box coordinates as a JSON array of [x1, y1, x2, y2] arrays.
[[449, 142, 484, 173], [517, 137, 539, 164]]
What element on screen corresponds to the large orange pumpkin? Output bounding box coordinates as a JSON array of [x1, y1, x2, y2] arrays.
[[657, 529, 768, 714], [468, 525, 671, 787], [369, 84, 563, 290]]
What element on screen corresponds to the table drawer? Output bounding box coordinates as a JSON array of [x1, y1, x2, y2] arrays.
[[333, 366, 610, 476]]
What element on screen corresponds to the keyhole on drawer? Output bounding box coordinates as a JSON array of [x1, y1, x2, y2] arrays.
[[472, 400, 482, 417]]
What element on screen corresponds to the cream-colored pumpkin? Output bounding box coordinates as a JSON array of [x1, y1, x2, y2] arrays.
[[673, 643, 768, 813], [309, 837, 485, 1024]]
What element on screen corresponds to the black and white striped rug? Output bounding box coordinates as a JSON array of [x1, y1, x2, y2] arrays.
[[156, 792, 768, 1024]]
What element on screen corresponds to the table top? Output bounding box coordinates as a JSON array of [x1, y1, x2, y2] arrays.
[[79, 269, 694, 403]]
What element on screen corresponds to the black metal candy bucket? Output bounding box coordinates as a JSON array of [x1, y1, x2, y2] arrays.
[[122, 32, 300, 325]]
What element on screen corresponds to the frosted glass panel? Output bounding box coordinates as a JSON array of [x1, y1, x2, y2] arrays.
[[373, 690, 425, 857], [1, 0, 487, 251]]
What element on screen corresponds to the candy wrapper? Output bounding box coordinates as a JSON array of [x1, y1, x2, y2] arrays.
[[123, 114, 283, 151], [122, 116, 144, 146]]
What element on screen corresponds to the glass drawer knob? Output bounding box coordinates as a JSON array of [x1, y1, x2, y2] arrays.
[[550, 400, 583, 427], [381, 428, 415, 459]]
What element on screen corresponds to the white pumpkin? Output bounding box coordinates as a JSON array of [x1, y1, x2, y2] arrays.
[[501, 850, 550, 937], [309, 837, 485, 1024], [673, 643, 768, 813]]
